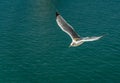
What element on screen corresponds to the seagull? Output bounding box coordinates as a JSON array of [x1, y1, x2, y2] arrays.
[[56, 12, 103, 47]]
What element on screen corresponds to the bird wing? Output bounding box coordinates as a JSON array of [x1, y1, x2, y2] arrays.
[[81, 36, 103, 42], [56, 12, 80, 41]]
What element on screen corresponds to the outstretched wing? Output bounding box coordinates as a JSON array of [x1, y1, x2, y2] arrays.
[[81, 36, 103, 42], [56, 12, 80, 40]]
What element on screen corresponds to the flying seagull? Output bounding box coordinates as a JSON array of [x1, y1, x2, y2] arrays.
[[56, 12, 103, 47]]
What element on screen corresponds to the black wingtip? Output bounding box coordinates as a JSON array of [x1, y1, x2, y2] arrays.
[[56, 12, 59, 17]]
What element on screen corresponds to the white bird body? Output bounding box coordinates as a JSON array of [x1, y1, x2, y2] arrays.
[[56, 12, 103, 47]]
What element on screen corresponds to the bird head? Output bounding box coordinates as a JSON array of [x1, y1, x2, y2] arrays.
[[69, 42, 76, 47], [69, 41, 84, 47]]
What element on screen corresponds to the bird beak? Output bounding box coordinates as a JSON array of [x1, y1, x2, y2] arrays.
[[69, 45, 71, 48]]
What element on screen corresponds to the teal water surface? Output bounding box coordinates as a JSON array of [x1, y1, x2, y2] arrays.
[[0, 0, 120, 83]]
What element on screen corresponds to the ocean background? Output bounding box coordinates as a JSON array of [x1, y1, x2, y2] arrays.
[[0, 0, 120, 83]]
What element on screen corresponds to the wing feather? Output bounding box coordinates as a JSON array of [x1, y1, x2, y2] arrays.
[[81, 36, 103, 42], [56, 12, 80, 40]]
